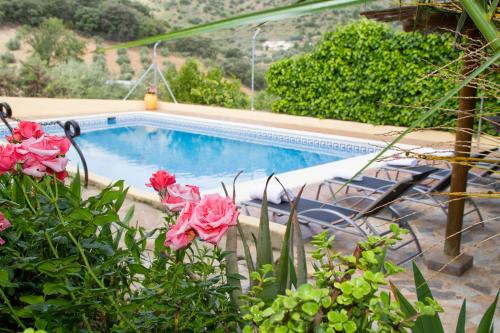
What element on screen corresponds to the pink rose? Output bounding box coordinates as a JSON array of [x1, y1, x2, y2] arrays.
[[18, 121, 44, 139], [0, 213, 11, 232], [162, 184, 201, 212], [164, 202, 197, 250], [46, 135, 71, 155], [0, 212, 11, 246], [0, 144, 18, 174], [190, 194, 239, 245], [13, 136, 69, 179], [147, 170, 176, 192]]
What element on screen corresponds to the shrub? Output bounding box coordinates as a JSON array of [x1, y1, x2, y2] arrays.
[[116, 53, 131, 65], [6, 37, 20, 51], [99, 2, 141, 41], [18, 55, 49, 97], [0, 64, 19, 96], [74, 6, 101, 34], [44, 60, 126, 99], [166, 59, 249, 108], [23, 18, 85, 66], [266, 20, 459, 128], [0, 0, 48, 26], [0, 51, 16, 64], [0, 129, 237, 332], [254, 91, 279, 111]]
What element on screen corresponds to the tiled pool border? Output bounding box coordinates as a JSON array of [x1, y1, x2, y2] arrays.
[[0, 112, 384, 157]]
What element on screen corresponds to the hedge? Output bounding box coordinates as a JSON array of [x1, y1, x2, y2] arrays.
[[266, 20, 460, 128]]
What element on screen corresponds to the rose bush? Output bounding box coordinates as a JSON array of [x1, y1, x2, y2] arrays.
[[148, 170, 238, 250], [0, 122, 237, 332]]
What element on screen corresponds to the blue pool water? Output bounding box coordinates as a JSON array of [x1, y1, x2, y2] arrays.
[[67, 126, 347, 191]]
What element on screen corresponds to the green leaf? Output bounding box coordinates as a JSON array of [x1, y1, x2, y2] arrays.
[[108, 0, 373, 50], [43, 282, 68, 296], [412, 262, 444, 333], [237, 222, 255, 283], [276, 185, 305, 296], [0, 268, 17, 287], [93, 212, 119, 226], [70, 168, 81, 203], [256, 175, 274, 270], [476, 292, 499, 333], [20, 295, 44, 305], [301, 301, 319, 317], [455, 300, 466, 333]]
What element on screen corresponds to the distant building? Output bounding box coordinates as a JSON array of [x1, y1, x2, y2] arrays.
[[262, 40, 294, 51]]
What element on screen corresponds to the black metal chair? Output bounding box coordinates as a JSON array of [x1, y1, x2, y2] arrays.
[[241, 171, 435, 264]]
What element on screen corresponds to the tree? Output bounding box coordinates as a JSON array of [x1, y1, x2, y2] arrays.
[[23, 18, 85, 66], [18, 55, 49, 97], [74, 6, 101, 34], [99, 2, 141, 41]]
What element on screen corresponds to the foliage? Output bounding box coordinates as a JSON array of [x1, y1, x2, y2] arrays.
[[0, 0, 166, 42], [22, 18, 85, 66], [6, 37, 21, 51], [44, 60, 127, 99], [266, 20, 460, 128], [240, 229, 443, 332], [221, 58, 267, 90], [18, 56, 49, 97], [254, 91, 280, 111], [0, 51, 15, 64], [171, 37, 217, 59], [0, 63, 19, 96], [74, 6, 101, 34], [0, 126, 236, 332], [162, 59, 250, 108]]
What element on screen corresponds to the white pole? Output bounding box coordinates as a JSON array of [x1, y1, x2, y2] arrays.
[[251, 28, 261, 112]]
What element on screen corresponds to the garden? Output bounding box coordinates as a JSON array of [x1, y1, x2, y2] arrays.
[[0, 0, 499, 332], [0, 121, 497, 331]]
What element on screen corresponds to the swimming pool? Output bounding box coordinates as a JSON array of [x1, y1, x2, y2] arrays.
[[1, 112, 381, 196]]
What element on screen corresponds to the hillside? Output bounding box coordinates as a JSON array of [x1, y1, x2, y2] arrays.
[[140, 0, 389, 61], [0, 26, 187, 78]]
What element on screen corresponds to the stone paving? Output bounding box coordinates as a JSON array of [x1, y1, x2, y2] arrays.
[[83, 169, 499, 332]]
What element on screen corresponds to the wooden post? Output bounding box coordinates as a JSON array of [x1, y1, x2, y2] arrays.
[[443, 28, 479, 257]]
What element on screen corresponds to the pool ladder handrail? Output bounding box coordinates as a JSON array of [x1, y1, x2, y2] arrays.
[[0, 102, 89, 188]]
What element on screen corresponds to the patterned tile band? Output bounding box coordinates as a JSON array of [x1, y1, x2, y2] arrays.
[[0, 113, 380, 156]]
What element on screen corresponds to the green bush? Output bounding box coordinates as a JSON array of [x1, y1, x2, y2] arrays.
[[23, 18, 85, 66], [267, 20, 459, 128], [6, 37, 20, 51], [0, 51, 16, 64], [18, 55, 49, 97], [74, 6, 101, 34], [165, 59, 249, 108], [44, 60, 127, 99]]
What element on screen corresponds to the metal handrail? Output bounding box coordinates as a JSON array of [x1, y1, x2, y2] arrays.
[[0, 102, 89, 187]]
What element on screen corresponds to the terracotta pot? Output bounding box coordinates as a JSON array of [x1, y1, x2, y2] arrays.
[[144, 93, 158, 110]]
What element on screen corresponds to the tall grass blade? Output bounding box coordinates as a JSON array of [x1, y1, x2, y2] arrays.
[[277, 185, 305, 295], [70, 168, 81, 203], [455, 300, 466, 333], [108, 0, 373, 50], [412, 262, 444, 333], [476, 292, 499, 333], [237, 222, 255, 285], [256, 175, 274, 270], [221, 179, 242, 305]]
